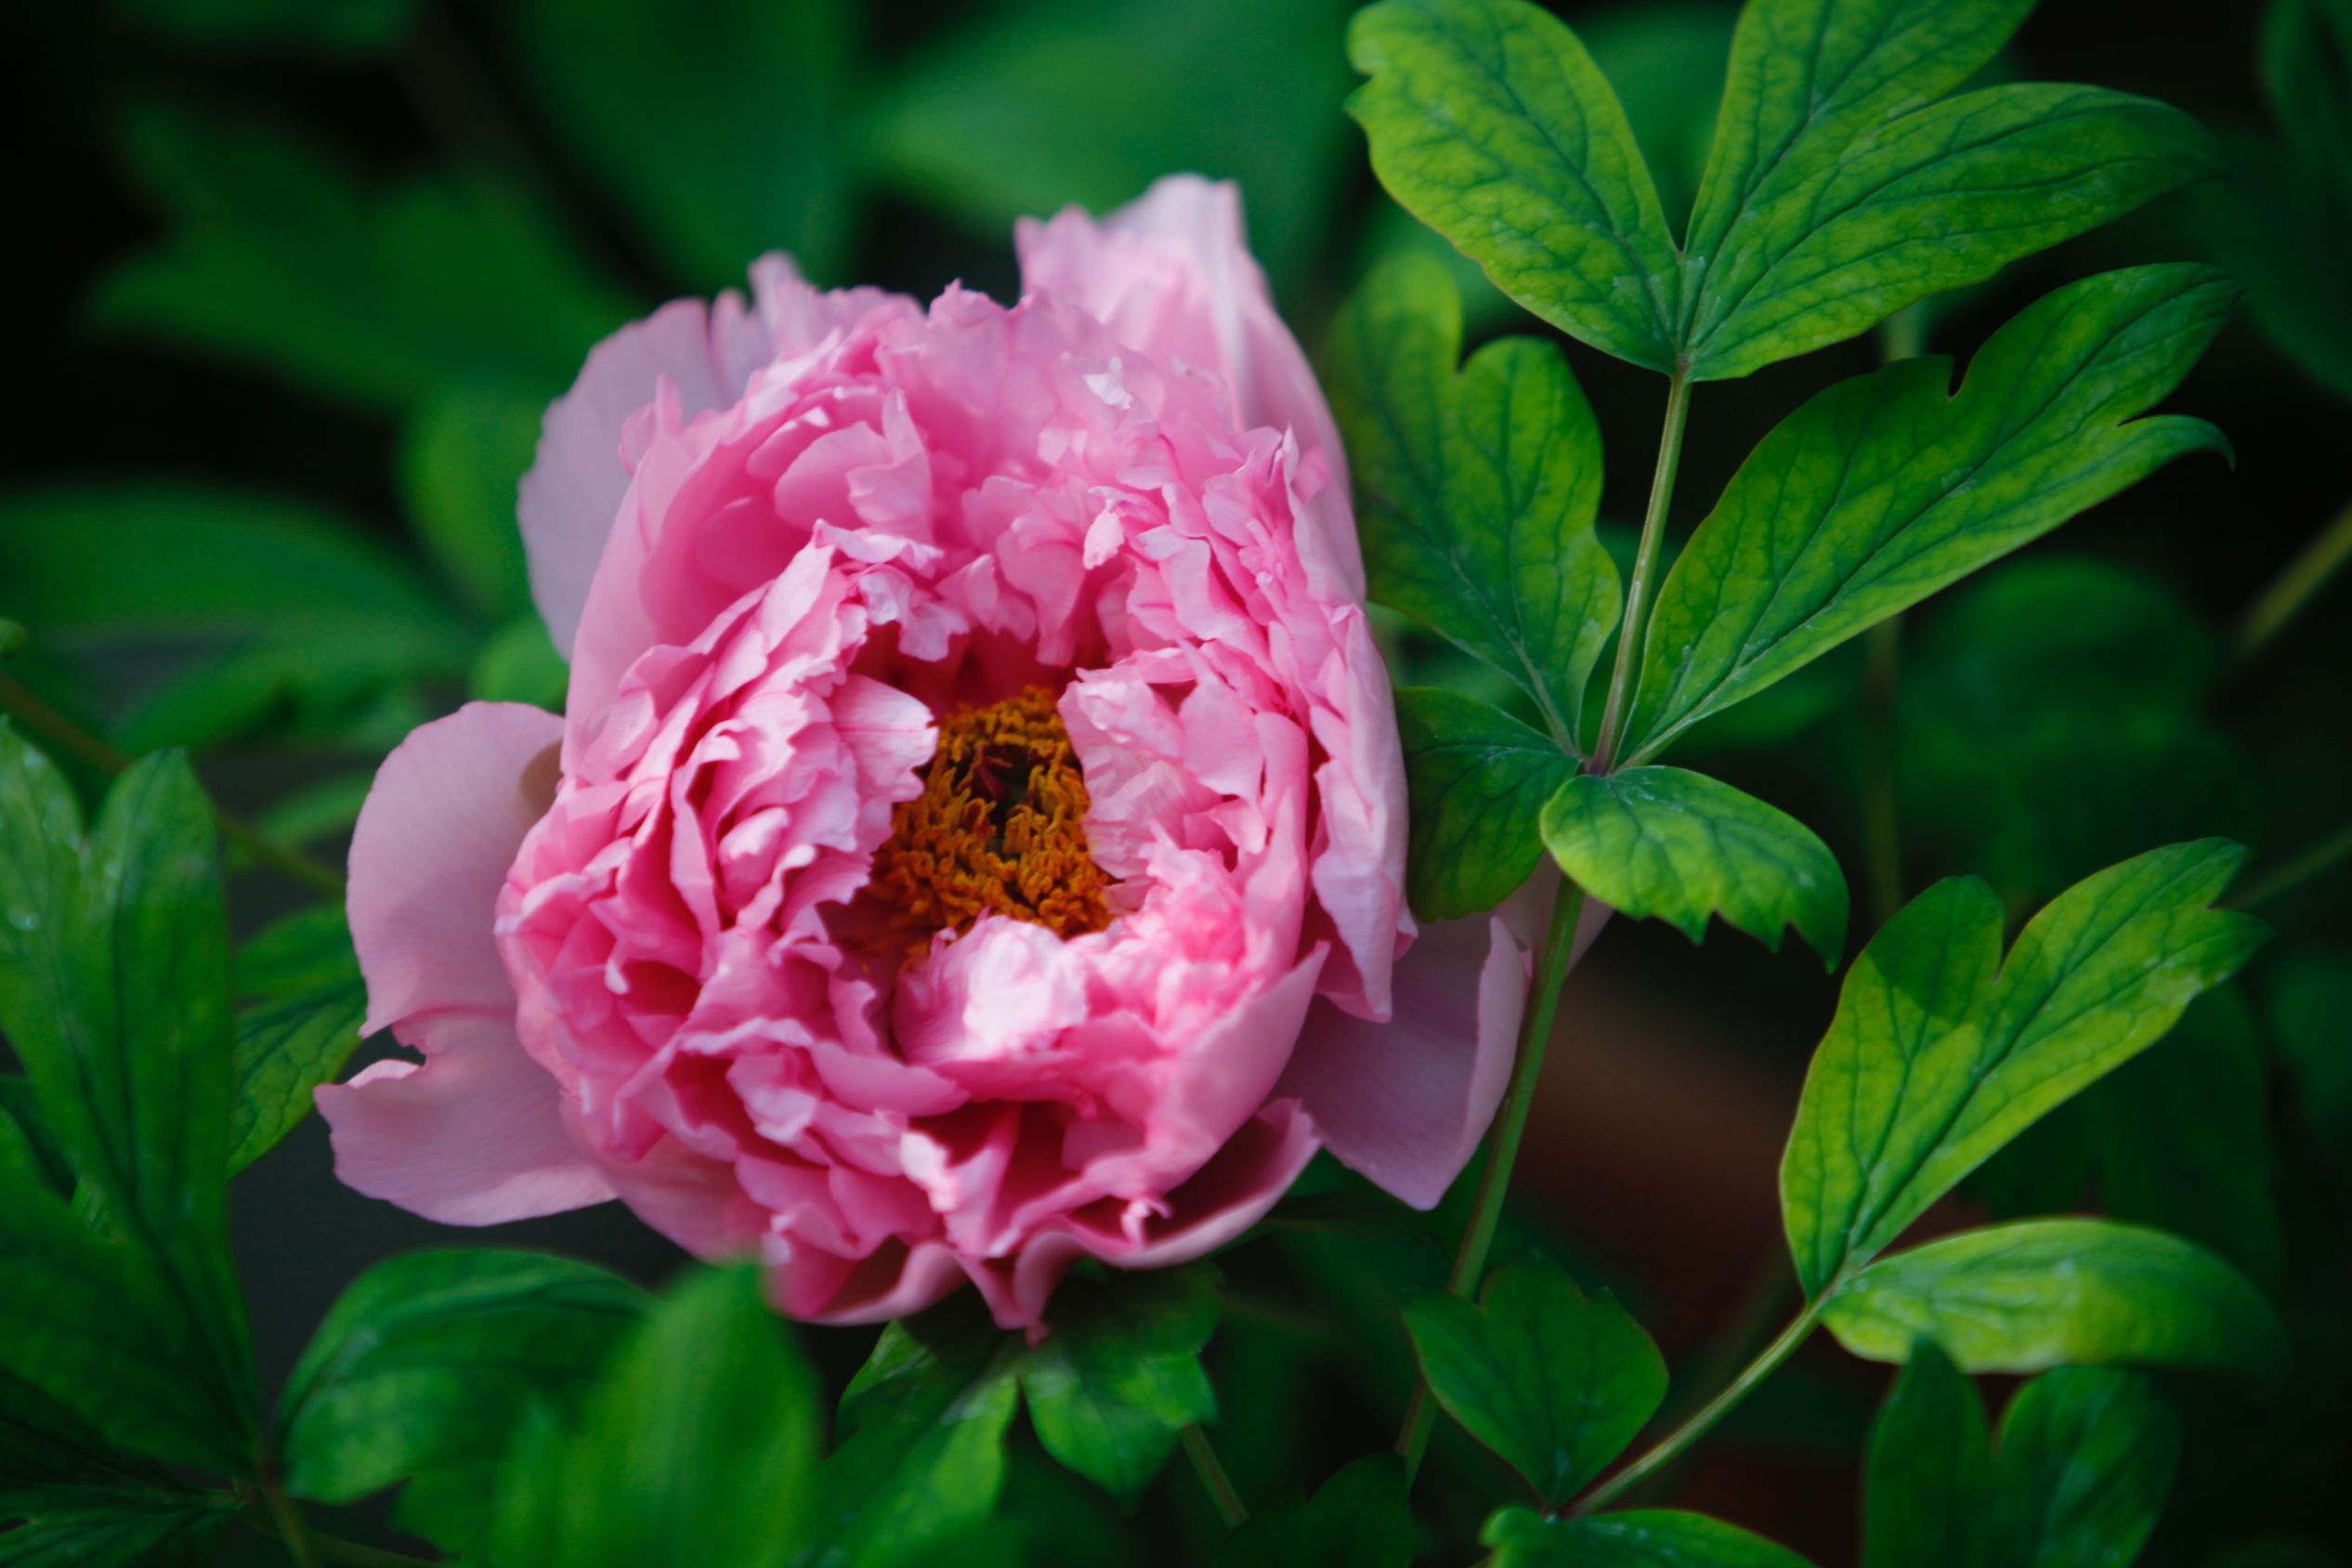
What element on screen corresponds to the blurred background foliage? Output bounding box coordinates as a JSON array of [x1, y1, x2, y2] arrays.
[[3, 0, 2348, 1563]]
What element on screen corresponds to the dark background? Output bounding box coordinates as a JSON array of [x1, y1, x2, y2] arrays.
[[5, 0, 2347, 1562]]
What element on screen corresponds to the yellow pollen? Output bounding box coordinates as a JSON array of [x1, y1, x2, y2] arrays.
[[866, 686, 1113, 948]]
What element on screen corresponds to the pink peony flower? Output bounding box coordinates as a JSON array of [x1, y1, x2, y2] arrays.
[[320, 176, 1534, 1328]]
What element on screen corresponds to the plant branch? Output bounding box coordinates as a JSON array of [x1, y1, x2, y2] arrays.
[[1182, 1423, 1248, 1528], [1397, 879, 1591, 1484], [1592, 372, 1693, 773], [0, 669, 346, 896], [1569, 1302, 1822, 1517], [2240, 491, 2352, 658]]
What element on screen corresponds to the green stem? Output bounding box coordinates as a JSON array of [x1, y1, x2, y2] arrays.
[[2230, 820, 2352, 910], [1570, 1302, 1823, 1516], [1397, 880, 1591, 1484], [2240, 491, 2352, 658], [1593, 373, 1693, 773], [1182, 1424, 1248, 1528], [0, 669, 346, 896], [260, 1485, 324, 1568]]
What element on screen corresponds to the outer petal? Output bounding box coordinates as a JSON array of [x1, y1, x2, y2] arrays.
[[1013, 175, 1364, 599], [330, 699, 609, 1224], [317, 1016, 611, 1224], [348, 702, 566, 1032], [1277, 914, 1529, 1210], [519, 292, 771, 655]]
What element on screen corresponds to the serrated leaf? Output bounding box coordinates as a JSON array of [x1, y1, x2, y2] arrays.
[[1483, 1507, 1819, 1566], [1539, 765, 1846, 964], [0, 748, 256, 1467], [1346, 0, 1682, 372], [1325, 251, 1621, 747], [0, 1485, 237, 1567], [1403, 1257, 1666, 1506], [1622, 267, 2235, 764], [1821, 1219, 2287, 1381], [278, 1250, 645, 1514], [1985, 1367, 2182, 1568], [1677, 0, 2216, 378], [1016, 1266, 1219, 1504], [1862, 1339, 1989, 1568], [822, 1295, 1023, 1567], [487, 1265, 818, 1568], [1782, 841, 2266, 1297], [1214, 1455, 1412, 1568], [1395, 687, 1576, 921], [228, 977, 365, 1174]]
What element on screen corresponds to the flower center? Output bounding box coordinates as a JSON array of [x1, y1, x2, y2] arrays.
[[866, 686, 1114, 948]]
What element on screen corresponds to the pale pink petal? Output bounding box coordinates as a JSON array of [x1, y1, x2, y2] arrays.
[[1277, 913, 1530, 1210], [348, 701, 564, 1034], [316, 1014, 611, 1224]]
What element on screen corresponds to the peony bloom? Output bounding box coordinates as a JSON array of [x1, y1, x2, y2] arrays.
[[320, 176, 1533, 1328]]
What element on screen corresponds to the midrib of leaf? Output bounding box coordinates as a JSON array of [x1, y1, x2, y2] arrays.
[[1689, 94, 2167, 352], [1631, 287, 2202, 763], [1824, 852, 2228, 1287]]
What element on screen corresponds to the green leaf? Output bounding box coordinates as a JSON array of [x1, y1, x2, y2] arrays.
[[1862, 1340, 1989, 1568], [279, 1250, 644, 1513], [1395, 687, 1576, 921], [248, 774, 374, 856], [0, 1485, 236, 1567], [866, 0, 1355, 294], [227, 975, 364, 1173], [469, 616, 569, 709], [0, 1079, 73, 1199], [233, 905, 359, 1001], [1324, 251, 1620, 747], [516, 0, 856, 291], [1675, 0, 2216, 378], [0, 1365, 173, 1495], [1781, 840, 2266, 1297], [399, 385, 542, 620], [1820, 1219, 2287, 1381], [1015, 1265, 1219, 1504], [0, 751, 257, 1462], [1540, 765, 1846, 964], [1985, 1367, 2182, 1568], [1346, 0, 1682, 372], [487, 1265, 818, 1568], [822, 1296, 1023, 1566], [1402, 1257, 1666, 1506], [94, 103, 632, 410], [1483, 1507, 1819, 1566], [1214, 1455, 1413, 1568], [1621, 267, 2235, 764], [0, 1176, 245, 1474]]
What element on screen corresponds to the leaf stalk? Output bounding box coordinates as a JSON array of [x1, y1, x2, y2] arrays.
[[1592, 372, 1692, 771], [1182, 1423, 1248, 1528]]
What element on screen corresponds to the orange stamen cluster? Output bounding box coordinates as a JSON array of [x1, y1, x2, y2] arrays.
[[866, 686, 1113, 948]]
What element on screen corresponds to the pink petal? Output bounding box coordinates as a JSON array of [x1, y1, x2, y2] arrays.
[[1277, 913, 1531, 1210], [316, 1013, 612, 1224], [348, 701, 564, 1033], [1013, 175, 1364, 599]]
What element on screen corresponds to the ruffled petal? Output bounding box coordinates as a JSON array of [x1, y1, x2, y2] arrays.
[[348, 701, 564, 1033], [316, 1014, 612, 1224], [1013, 174, 1363, 599], [1277, 913, 1530, 1210]]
